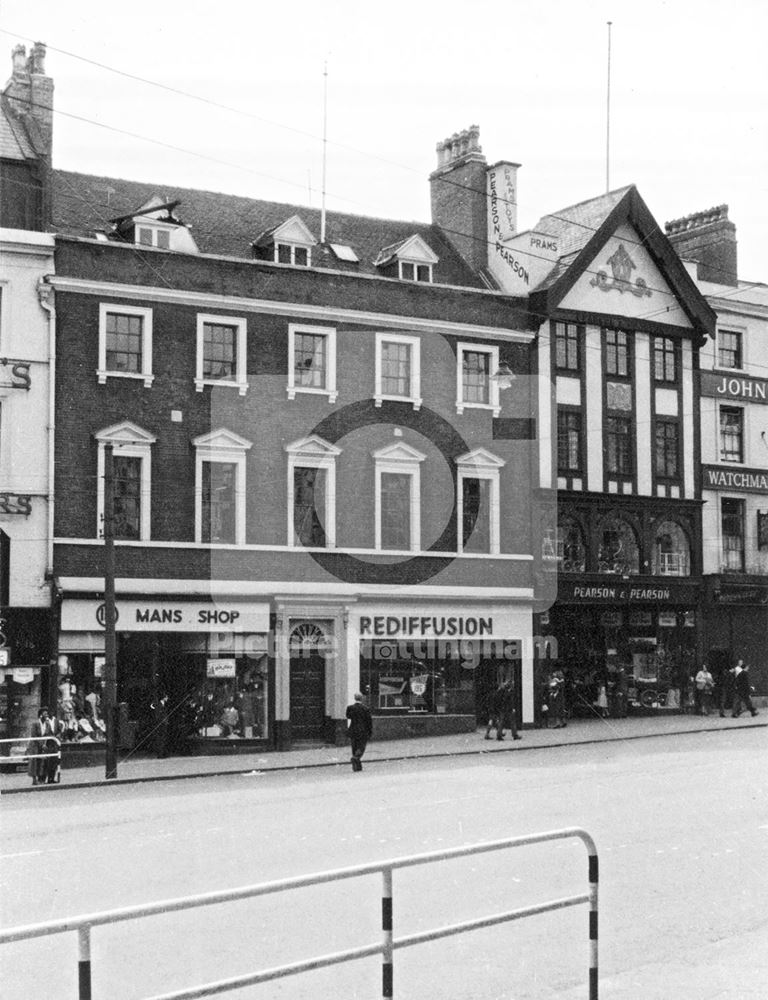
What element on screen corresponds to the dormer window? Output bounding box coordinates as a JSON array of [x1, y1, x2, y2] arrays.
[[109, 196, 198, 253], [137, 226, 171, 249], [276, 243, 309, 267], [253, 215, 317, 268], [400, 261, 432, 283], [374, 234, 439, 284]]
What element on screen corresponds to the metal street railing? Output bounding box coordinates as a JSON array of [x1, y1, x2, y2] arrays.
[[0, 735, 61, 782], [0, 826, 599, 999]]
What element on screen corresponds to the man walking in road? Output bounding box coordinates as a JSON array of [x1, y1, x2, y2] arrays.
[[346, 692, 373, 772], [732, 661, 759, 718]]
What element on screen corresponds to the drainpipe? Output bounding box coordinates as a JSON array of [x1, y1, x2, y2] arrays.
[[37, 276, 58, 709]]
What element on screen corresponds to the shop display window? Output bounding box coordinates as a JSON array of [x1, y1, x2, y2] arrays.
[[187, 654, 269, 739], [359, 641, 474, 716], [597, 517, 640, 575], [55, 655, 106, 743], [557, 518, 586, 572], [652, 521, 690, 576]]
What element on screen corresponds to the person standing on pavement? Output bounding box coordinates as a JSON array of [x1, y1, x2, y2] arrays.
[[695, 664, 714, 716], [548, 670, 567, 728], [28, 707, 59, 785], [732, 662, 759, 718], [718, 664, 736, 718], [346, 692, 373, 771]]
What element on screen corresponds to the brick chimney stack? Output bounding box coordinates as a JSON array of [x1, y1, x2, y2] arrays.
[[665, 205, 738, 286], [430, 125, 489, 272], [4, 42, 54, 156]]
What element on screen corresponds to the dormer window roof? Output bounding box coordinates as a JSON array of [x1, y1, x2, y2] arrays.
[[252, 214, 316, 267], [374, 234, 438, 283], [108, 195, 198, 253]]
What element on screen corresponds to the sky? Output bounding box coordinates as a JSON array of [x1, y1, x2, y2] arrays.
[[3, 0, 767, 280]]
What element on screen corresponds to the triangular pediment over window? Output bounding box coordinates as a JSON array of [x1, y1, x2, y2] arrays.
[[455, 448, 506, 470], [253, 214, 317, 249], [374, 234, 438, 268], [372, 442, 426, 464], [285, 435, 341, 458], [192, 428, 252, 452], [94, 421, 157, 446]]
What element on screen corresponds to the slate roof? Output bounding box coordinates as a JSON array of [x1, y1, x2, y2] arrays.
[[51, 169, 485, 288], [532, 186, 633, 258]]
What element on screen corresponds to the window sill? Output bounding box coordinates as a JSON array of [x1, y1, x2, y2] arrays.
[[456, 402, 501, 417], [287, 385, 338, 403], [194, 378, 248, 397], [374, 395, 422, 412], [97, 370, 154, 388]]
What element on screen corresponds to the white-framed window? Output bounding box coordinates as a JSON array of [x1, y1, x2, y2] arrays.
[[285, 436, 341, 549], [373, 443, 425, 552], [716, 328, 744, 370], [399, 260, 432, 283], [455, 449, 504, 554], [94, 422, 156, 541], [287, 325, 337, 402], [275, 243, 311, 267], [195, 314, 249, 395], [374, 333, 422, 410], [136, 225, 172, 249], [98, 303, 154, 387], [193, 429, 252, 545], [456, 342, 500, 415]]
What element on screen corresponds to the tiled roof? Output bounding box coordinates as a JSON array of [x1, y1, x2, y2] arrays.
[[51, 170, 485, 287], [0, 95, 36, 160]]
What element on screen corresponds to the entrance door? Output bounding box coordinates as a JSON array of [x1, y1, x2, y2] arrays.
[[289, 624, 327, 741]]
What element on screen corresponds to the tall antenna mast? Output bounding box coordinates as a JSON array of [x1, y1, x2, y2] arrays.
[[320, 60, 328, 243], [606, 21, 613, 193]]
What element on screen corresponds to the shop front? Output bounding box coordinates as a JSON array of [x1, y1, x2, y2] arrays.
[[539, 579, 701, 718], [58, 597, 272, 755], [0, 607, 52, 748], [352, 602, 534, 739]]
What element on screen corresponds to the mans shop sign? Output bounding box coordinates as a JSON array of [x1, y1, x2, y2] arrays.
[[61, 599, 270, 633]]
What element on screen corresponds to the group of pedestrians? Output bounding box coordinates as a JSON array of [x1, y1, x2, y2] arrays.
[[693, 659, 759, 718]]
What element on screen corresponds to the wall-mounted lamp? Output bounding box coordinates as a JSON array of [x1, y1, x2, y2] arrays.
[[491, 362, 516, 390]]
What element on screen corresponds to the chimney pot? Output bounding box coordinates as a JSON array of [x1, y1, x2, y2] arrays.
[[11, 44, 26, 76], [30, 42, 47, 75]]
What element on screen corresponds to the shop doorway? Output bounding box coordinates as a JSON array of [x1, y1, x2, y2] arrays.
[[289, 623, 327, 741]]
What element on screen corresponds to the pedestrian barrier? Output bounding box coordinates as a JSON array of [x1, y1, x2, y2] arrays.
[[0, 826, 598, 999], [0, 735, 61, 781]]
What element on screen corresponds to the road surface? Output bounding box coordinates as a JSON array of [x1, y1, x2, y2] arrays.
[[1, 727, 767, 998]]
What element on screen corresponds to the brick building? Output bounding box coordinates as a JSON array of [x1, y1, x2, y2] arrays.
[[47, 163, 540, 752]]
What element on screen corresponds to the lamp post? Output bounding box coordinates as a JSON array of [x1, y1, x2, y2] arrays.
[[103, 443, 118, 779]]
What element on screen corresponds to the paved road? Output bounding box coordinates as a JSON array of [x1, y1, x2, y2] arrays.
[[2, 727, 767, 999]]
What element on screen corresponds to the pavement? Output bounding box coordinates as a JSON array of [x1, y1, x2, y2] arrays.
[[2, 709, 765, 794]]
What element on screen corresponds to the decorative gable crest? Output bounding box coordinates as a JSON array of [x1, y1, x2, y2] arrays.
[[590, 242, 652, 298]]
